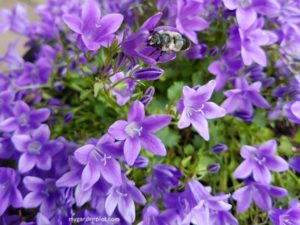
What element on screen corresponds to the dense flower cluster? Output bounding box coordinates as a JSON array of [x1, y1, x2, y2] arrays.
[[0, 0, 299, 224]]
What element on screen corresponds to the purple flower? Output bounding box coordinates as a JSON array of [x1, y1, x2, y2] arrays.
[[23, 176, 60, 212], [0, 168, 23, 216], [232, 179, 287, 213], [0, 101, 50, 134], [141, 164, 182, 200], [105, 176, 146, 223], [108, 100, 171, 165], [133, 67, 164, 81], [0, 90, 14, 120], [233, 140, 289, 183], [221, 77, 270, 116], [289, 156, 300, 173], [73, 134, 122, 190], [63, 0, 123, 51], [239, 18, 278, 66], [176, 0, 209, 43], [208, 55, 242, 91], [211, 144, 228, 154], [15, 58, 52, 86], [109, 72, 136, 106], [223, 0, 280, 29], [284, 100, 300, 124], [176, 80, 226, 141], [0, 41, 24, 72], [184, 44, 207, 59], [138, 205, 177, 225], [11, 124, 62, 173], [207, 163, 221, 173], [0, 73, 10, 90], [0, 3, 29, 34], [269, 200, 300, 225]]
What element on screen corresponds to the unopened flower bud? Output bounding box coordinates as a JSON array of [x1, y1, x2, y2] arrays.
[[133, 67, 164, 81], [211, 144, 227, 154], [207, 163, 220, 173]]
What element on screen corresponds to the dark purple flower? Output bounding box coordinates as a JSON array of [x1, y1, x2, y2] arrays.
[[73, 134, 122, 190], [233, 179, 287, 213], [233, 140, 289, 183], [269, 200, 300, 225], [63, 0, 123, 51], [211, 144, 228, 154], [108, 100, 171, 165], [105, 175, 146, 223], [12, 124, 62, 173], [284, 100, 300, 124], [289, 156, 300, 173], [0, 168, 23, 216], [207, 163, 221, 173], [139, 205, 177, 225], [184, 44, 207, 59], [133, 67, 164, 81], [177, 80, 226, 141], [141, 164, 182, 200], [0, 101, 50, 134], [176, 0, 209, 43], [221, 77, 270, 116], [63, 112, 73, 123]]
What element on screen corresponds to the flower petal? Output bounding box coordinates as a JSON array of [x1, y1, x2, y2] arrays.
[[81, 163, 100, 191], [142, 115, 171, 133], [127, 101, 145, 122], [190, 114, 209, 141], [140, 133, 167, 156], [232, 186, 252, 214], [203, 102, 226, 119], [233, 160, 253, 179], [100, 159, 122, 186], [23, 176, 44, 191], [19, 154, 36, 173], [108, 120, 128, 140], [74, 144, 94, 165], [23, 192, 43, 208], [63, 14, 82, 34], [124, 138, 141, 166]]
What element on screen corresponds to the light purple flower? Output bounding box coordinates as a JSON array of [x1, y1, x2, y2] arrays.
[[105, 176, 146, 223], [176, 0, 209, 44], [108, 100, 171, 165], [284, 100, 300, 124], [233, 140, 289, 183], [239, 18, 278, 66], [0, 90, 14, 120], [138, 205, 177, 225], [176, 80, 226, 141], [0, 101, 50, 134], [12, 124, 62, 173], [63, 0, 123, 51], [221, 77, 270, 116], [223, 0, 280, 29], [232, 179, 287, 213], [269, 200, 300, 225], [0, 3, 29, 34], [73, 134, 122, 191], [0, 168, 23, 216]]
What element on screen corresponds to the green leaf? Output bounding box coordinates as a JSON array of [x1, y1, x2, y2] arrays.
[[156, 127, 180, 148], [167, 82, 185, 102], [94, 83, 101, 97]]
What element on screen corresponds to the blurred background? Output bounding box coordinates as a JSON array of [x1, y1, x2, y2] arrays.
[[0, 0, 42, 55]]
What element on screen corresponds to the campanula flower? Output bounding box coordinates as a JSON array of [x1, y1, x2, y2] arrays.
[[0, 168, 23, 216], [0, 101, 50, 134], [221, 77, 270, 116], [12, 124, 62, 173], [289, 156, 300, 173], [176, 80, 226, 141], [269, 200, 300, 225], [108, 100, 171, 165], [233, 140, 289, 183], [284, 100, 300, 124], [73, 134, 122, 191], [105, 175, 146, 223], [63, 0, 123, 51], [232, 179, 287, 213], [138, 205, 177, 225]]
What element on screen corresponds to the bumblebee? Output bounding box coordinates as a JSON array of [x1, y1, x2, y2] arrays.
[[148, 30, 191, 53]]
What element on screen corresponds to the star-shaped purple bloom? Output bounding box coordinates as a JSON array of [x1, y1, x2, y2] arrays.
[[223, 0, 280, 29], [221, 77, 270, 116], [176, 80, 226, 141], [63, 0, 123, 51], [74, 134, 122, 191], [232, 179, 287, 213], [0, 168, 23, 216], [0, 100, 50, 134], [176, 0, 209, 44], [239, 18, 278, 66], [233, 140, 289, 183], [108, 100, 171, 165], [269, 200, 300, 225], [105, 175, 146, 223], [12, 124, 62, 173]]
